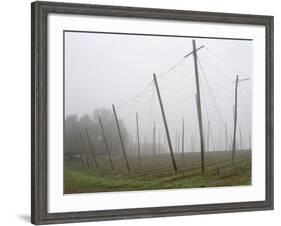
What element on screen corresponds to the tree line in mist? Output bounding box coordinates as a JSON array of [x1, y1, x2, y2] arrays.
[[64, 108, 130, 158]]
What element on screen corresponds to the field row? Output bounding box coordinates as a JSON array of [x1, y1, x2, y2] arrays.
[[66, 150, 251, 179]]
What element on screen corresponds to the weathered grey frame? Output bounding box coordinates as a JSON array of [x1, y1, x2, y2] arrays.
[[31, 1, 274, 225]]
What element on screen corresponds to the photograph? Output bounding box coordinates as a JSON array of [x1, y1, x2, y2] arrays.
[[30, 2, 274, 224], [63, 31, 253, 194]]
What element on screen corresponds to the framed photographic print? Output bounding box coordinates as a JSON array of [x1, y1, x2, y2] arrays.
[[31, 1, 274, 225]]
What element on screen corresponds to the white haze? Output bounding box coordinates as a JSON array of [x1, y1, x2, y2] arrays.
[[65, 31, 252, 153]]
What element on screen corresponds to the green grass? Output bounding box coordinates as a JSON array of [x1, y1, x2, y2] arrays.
[[64, 151, 251, 194]]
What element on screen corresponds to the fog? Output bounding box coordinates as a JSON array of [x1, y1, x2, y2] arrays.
[[64, 31, 252, 155]]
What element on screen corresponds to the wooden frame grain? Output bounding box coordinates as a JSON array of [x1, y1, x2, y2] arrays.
[[31, 1, 274, 224]]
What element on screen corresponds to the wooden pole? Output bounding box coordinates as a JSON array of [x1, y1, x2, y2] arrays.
[[178, 131, 181, 153], [225, 123, 228, 151], [73, 133, 83, 166], [176, 131, 178, 153], [232, 75, 239, 163], [210, 125, 216, 152], [153, 73, 178, 173], [153, 122, 156, 157], [98, 116, 114, 170], [206, 119, 210, 152], [175, 130, 178, 153], [195, 92, 205, 173], [239, 126, 242, 150], [112, 104, 130, 172], [158, 131, 161, 154], [178, 130, 181, 154], [182, 118, 185, 163], [136, 113, 141, 164], [79, 131, 89, 168], [67, 131, 76, 155], [219, 127, 222, 151], [144, 135, 147, 156], [84, 127, 99, 168], [229, 129, 233, 150], [217, 133, 220, 151], [192, 40, 205, 174], [191, 134, 195, 152]]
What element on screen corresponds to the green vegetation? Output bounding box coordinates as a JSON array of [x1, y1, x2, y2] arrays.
[[64, 151, 251, 194]]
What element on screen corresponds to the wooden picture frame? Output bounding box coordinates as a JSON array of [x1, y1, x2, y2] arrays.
[[31, 1, 274, 224]]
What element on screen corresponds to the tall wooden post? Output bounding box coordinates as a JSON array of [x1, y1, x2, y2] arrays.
[[158, 131, 161, 154], [232, 75, 239, 163], [112, 104, 130, 172], [225, 123, 228, 151], [182, 118, 185, 162], [239, 126, 243, 150], [84, 127, 99, 168], [175, 130, 178, 153], [211, 129, 215, 151], [153, 73, 178, 173], [219, 127, 222, 151], [153, 122, 156, 157], [98, 116, 114, 170], [136, 113, 141, 164], [192, 40, 205, 174], [142, 135, 145, 156], [195, 92, 205, 173]]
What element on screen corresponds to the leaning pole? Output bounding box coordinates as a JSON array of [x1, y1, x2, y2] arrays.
[[153, 73, 178, 174], [112, 104, 130, 172]]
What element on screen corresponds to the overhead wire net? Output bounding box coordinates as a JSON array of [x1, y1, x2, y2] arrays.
[[114, 40, 252, 159]]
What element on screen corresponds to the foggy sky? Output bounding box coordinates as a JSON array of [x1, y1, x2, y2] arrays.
[[64, 31, 252, 152]]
